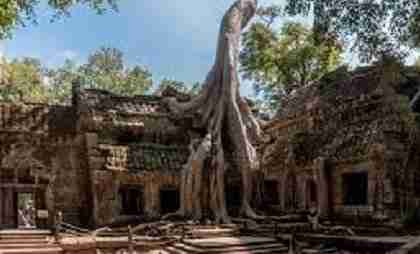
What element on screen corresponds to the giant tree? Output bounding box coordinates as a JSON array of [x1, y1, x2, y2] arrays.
[[163, 0, 261, 223]]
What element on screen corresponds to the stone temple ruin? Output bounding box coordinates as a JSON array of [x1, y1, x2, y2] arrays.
[[3, 66, 420, 253], [1, 65, 420, 232], [0, 83, 194, 228], [260, 66, 420, 222]]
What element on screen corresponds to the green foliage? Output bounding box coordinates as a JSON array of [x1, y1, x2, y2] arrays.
[[240, 21, 342, 111], [0, 47, 153, 104], [0, 57, 49, 103], [156, 78, 201, 96], [283, 0, 420, 62], [0, 0, 118, 39], [79, 47, 153, 96], [45, 59, 78, 104]]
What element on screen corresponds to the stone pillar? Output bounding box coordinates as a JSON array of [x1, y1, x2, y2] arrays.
[[0, 187, 3, 227], [280, 171, 288, 211], [315, 157, 329, 217], [4, 188, 15, 228], [144, 175, 160, 218], [297, 175, 306, 210], [85, 133, 99, 227]]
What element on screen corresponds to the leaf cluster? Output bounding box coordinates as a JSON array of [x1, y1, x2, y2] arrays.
[[284, 0, 420, 62], [0, 0, 118, 39], [240, 21, 342, 111], [0, 47, 153, 104]]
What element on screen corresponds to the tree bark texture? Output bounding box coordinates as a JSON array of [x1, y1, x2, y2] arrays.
[[163, 0, 260, 224]]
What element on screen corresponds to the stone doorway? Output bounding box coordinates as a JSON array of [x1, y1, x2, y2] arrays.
[[16, 192, 36, 229], [0, 185, 47, 229], [119, 186, 144, 215], [306, 180, 318, 209], [342, 172, 368, 206], [160, 187, 180, 215], [263, 180, 279, 205], [225, 182, 242, 216]]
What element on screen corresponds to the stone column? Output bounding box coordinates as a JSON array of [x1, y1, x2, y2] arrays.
[[0, 187, 3, 226], [315, 157, 329, 217], [280, 171, 288, 211], [85, 133, 99, 227], [144, 175, 160, 218], [4, 187, 15, 228]]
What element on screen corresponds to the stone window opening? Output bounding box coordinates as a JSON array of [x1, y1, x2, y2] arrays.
[[306, 179, 318, 208], [225, 182, 242, 214], [119, 186, 144, 215], [160, 187, 180, 215], [263, 180, 279, 205], [342, 172, 368, 206]]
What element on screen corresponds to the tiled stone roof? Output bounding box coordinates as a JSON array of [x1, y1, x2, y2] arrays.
[[79, 89, 168, 115], [99, 143, 189, 172]]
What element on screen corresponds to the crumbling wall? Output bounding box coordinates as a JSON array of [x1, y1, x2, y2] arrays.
[[0, 103, 90, 227], [75, 88, 191, 226], [261, 75, 419, 218]]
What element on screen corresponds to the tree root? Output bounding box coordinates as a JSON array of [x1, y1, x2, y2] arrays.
[[161, 0, 259, 224]]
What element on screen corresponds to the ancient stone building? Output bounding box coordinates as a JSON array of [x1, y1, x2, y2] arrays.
[[2, 67, 420, 229], [0, 84, 191, 228], [260, 66, 420, 219]]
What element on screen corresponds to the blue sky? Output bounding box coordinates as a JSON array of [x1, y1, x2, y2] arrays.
[[1, 0, 290, 96], [2, 0, 417, 96]]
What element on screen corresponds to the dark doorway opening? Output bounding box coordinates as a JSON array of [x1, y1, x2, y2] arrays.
[[160, 188, 180, 214], [16, 193, 36, 229], [225, 182, 242, 216], [285, 172, 298, 211], [342, 172, 368, 205], [263, 180, 279, 205], [307, 180, 318, 205], [119, 186, 144, 215]]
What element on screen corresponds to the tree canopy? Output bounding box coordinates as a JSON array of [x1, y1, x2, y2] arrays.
[[79, 47, 153, 97], [0, 57, 48, 103], [240, 21, 342, 111], [0, 0, 118, 39], [0, 47, 153, 104], [282, 0, 420, 62], [156, 78, 201, 96]]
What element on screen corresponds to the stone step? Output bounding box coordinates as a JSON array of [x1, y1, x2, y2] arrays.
[[165, 245, 288, 254], [0, 230, 51, 236], [0, 247, 63, 254], [0, 230, 51, 241], [174, 242, 287, 253], [0, 236, 48, 240], [184, 237, 278, 249], [0, 243, 58, 249], [0, 239, 49, 244]]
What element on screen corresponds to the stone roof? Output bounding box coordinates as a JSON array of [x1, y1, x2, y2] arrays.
[[77, 88, 168, 115], [275, 66, 420, 120], [99, 143, 189, 172]]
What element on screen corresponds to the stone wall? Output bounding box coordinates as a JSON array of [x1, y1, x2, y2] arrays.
[[74, 88, 191, 226], [260, 77, 420, 219], [0, 102, 90, 227]]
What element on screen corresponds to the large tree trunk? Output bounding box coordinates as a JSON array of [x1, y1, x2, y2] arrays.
[[163, 0, 260, 224]]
